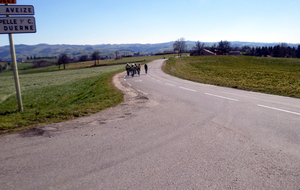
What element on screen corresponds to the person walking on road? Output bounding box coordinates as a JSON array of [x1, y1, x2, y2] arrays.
[[131, 64, 136, 77], [144, 63, 148, 74], [137, 63, 141, 76], [125, 63, 131, 76]]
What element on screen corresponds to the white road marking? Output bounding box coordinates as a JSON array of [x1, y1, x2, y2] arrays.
[[179, 86, 196, 92], [147, 75, 155, 80], [124, 79, 126, 81], [258, 104, 300, 116], [135, 80, 142, 82], [127, 82, 132, 87], [165, 83, 175, 87], [156, 80, 163, 83], [137, 89, 148, 95], [205, 93, 239, 102]]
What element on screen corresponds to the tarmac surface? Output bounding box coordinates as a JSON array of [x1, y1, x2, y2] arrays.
[[1, 59, 300, 189]]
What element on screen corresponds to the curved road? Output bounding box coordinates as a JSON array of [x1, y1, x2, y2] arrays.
[[1, 59, 300, 189]]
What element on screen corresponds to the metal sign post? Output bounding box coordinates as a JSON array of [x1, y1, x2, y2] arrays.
[[8, 20, 23, 111], [1, 1, 36, 111]]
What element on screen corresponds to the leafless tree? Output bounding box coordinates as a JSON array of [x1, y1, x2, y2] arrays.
[[217, 40, 231, 54], [193, 41, 205, 55], [57, 53, 69, 70], [173, 38, 186, 56], [91, 51, 100, 66]]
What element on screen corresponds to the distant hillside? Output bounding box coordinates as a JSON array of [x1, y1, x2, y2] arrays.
[[0, 41, 298, 61]]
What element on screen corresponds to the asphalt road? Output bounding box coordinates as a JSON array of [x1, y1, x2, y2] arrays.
[[1, 59, 300, 189]]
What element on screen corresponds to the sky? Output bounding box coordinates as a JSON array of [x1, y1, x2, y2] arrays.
[[0, 0, 300, 46]]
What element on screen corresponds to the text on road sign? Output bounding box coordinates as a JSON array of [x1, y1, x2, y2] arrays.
[[0, 17, 36, 34], [0, 5, 34, 15]]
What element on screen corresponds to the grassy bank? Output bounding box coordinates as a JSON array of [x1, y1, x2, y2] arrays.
[[0, 54, 184, 133], [0, 65, 124, 134], [163, 56, 300, 98]]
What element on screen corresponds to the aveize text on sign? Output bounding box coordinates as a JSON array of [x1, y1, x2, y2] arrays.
[[0, 5, 34, 15]]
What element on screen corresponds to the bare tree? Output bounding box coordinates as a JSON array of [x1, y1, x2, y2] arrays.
[[217, 40, 231, 54], [57, 53, 69, 70], [115, 51, 119, 60], [173, 38, 186, 56], [91, 51, 100, 66], [193, 41, 205, 55]]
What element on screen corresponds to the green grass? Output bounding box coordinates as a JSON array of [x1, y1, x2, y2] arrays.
[[0, 54, 187, 133], [163, 56, 300, 98], [18, 62, 34, 70], [0, 65, 124, 133], [22, 59, 58, 63]]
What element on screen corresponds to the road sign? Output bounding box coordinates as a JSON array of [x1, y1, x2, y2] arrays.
[[0, 17, 36, 34], [0, 0, 16, 4], [0, 5, 34, 15], [1, 2, 35, 112]]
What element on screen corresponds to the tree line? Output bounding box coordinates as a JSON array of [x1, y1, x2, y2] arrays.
[[173, 38, 300, 58], [240, 44, 300, 58], [56, 51, 101, 70]]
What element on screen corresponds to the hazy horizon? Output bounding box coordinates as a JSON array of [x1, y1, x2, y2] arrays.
[[1, 40, 299, 48], [0, 0, 299, 46]]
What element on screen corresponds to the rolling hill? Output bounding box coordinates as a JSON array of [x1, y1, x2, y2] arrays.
[[0, 41, 298, 61]]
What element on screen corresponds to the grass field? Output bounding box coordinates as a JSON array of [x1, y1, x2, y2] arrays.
[[163, 55, 300, 98], [0, 64, 124, 133], [0, 54, 185, 133]]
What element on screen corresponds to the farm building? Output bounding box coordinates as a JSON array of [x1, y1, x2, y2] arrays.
[[190, 49, 216, 56]]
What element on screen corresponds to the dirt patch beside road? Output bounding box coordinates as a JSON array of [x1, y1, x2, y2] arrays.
[[15, 71, 155, 138]]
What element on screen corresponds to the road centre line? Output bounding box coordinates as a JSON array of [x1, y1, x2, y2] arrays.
[[137, 89, 148, 95], [165, 83, 176, 87], [179, 86, 196, 92], [205, 93, 239, 102], [258, 104, 300, 116], [131, 74, 299, 116], [148, 75, 156, 80]]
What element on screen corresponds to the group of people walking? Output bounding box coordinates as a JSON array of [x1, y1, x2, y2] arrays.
[[126, 63, 148, 77]]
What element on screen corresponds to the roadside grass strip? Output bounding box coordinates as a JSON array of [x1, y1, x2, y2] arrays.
[[163, 56, 300, 98], [0, 65, 124, 133]]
